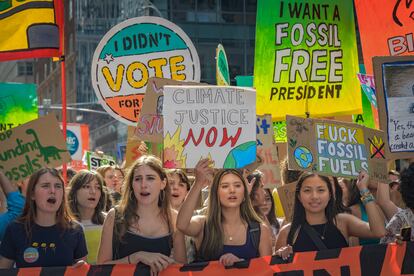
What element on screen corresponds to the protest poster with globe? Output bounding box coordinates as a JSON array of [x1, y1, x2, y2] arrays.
[[286, 115, 389, 182]]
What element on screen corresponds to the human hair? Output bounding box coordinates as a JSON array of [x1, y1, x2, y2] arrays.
[[114, 155, 171, 242], [399, 163, 414, 209], [388, 169, 400, 177], [166, 169, 190, 191], [343, 178, 361, 207], [287, 173, 335, 245], [96, 165, 114, 184], [67, 170, 106, 225], [17, 168, 76, 239], [199, 169, 262, 260], [264, 188, 280, 233], [332, 177, 351, 214], [280, 157, 303, 185], [248, 170, 265, 216]]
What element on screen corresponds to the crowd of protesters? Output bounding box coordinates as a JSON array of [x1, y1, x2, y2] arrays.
[[0, 154, 413, 275]]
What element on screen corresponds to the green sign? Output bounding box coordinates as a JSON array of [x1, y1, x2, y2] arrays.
[[216, 44, 230, 85], [0, 82, 38, 132]]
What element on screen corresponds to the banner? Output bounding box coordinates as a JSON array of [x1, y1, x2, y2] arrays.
[[163, 85, 256, 168], [373, 56, 414, 160], [254, 0, 361, 120], [0, 114, 71, 183], [0, 83, 38, 132], [91, 16, 200, 126], [286, 115, 388, 182], [0, 0, 64, 61], [277, 181, 296, 222], [3, 242, 413, 276], [85, 151, 116, 172], [256, 115, 281, 188], [355, 0, 414, 74], [216, 44, 230, 86]]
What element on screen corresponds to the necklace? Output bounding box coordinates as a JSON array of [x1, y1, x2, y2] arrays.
[[224, 223, 245, 241], [320, 223, 328, 240]]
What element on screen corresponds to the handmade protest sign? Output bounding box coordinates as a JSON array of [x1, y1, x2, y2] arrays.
[[91, 16, 200, 126], [277, 181, 297, 222], [256, 115, 281, 188], [0, 83, 38, 132], [355, 0, 414, 74], [85, 151, 116, 172], [0, 114, 71, 183], [254, 0, 361, 120], [135, 78, 200, 143], [60, 123, 89, 171], [287, 115, 388, 182], [163, 85, 256, 168], [216, 44, 230, 86], [373, 56, 414, 159]]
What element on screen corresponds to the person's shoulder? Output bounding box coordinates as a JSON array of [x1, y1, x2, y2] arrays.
[[279, 222, 291, 234], [5, 220, 25, 232]]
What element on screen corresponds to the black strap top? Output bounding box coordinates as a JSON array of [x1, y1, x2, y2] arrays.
[[293, 223, 348, 252]]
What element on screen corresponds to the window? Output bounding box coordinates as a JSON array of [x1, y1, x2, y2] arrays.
[[17, 62, 33, 76]]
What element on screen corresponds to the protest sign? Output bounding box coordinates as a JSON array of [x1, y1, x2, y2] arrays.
[[91, 17, 200, 126], [277, 181, 297, 222], [0, 114, 71, 183], [60, 123, 89, 171], [355, 0, 414, 74], [85, 151, 116, 172], [0, 83, 38, 132], [256, 115, 281, 188], [117, 142, 126, 162], [0, 0, 64, 61], [135, 78, 200, 143], [373, 56, 414, 159], [216, 44, 230, 86], [163, 85, 256, 168], [254, 0, 361, 120], [287, 115, 388, 182]]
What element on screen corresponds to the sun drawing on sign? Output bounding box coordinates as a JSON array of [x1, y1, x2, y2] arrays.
[[163, 126, 187, 168], [369, 136, 385, 159]]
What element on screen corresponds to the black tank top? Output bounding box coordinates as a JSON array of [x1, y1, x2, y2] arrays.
[[293, 223, 348, 252], [112, 231, 172, 260]]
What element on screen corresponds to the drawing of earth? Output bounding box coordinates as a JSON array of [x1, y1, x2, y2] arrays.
[[223, 141, 256, 168], [294, 146, 313, 169]]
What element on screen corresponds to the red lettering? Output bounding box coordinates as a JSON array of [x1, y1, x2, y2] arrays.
[[206, 127, 218, 147], [219, 127, 242, 147], [184, 128, 205, 146]]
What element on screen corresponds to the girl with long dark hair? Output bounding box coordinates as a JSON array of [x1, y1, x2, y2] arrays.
[[275, 171, 385, 259]]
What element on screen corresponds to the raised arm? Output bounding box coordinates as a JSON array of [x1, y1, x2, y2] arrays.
[[376, 181, 398, 221], [344, 171, 386, 239], [176, 158, 213, 237]]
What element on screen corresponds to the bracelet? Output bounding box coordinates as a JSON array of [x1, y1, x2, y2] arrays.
[[127, 254, 131, 264], [360, 192, 375, 205], [359, 188, 369, 196]]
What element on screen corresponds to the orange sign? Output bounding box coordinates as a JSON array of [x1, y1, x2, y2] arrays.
[[355, 0, 414, 74]]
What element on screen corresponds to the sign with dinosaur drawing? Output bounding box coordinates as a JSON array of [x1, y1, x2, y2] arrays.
[[0, 114, 70, 183], [163, 85, 256, 168], [286, 115, 388, 182]]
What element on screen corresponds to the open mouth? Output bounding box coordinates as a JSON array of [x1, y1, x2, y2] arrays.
[[140, 192, 150, 197], [87, 197, 96, 202], [228, 196, 237, 200], [47, 198, 56, 204], [171, 194, 180, 198]]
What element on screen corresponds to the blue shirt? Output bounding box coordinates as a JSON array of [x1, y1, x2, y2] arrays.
[[0, 191, 25, 241], [0, 221, 88, 268]]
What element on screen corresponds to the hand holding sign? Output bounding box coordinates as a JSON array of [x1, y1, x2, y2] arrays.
[[356, 170, 369, 191], [194, 158, 214, 188]]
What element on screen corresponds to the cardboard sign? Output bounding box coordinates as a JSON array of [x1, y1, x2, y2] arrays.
[[254, 0, 361, 120], [85, 151, 116, 172], [373, 56, 414, 159], [355, 0, 414, 74], [135, 78, 200, 143], [287, 115, 388, 182], [163, 85, 256, 168], [216, 44, 230, 86], [91, 16, 200, 126], [0, 82, 38, 132], [0, 114, 71, 183], [277, 181, 297, 222], [256, 115, 281, 188]]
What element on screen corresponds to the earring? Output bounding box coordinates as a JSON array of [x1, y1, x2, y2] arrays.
[[159, 189, 165, 203]]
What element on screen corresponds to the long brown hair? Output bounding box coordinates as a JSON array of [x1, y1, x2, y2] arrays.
[[67, 170, 106, 225], [199, 169, 262, 260], [17, 168, 76, 239], [114, 155, 172, 242]]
